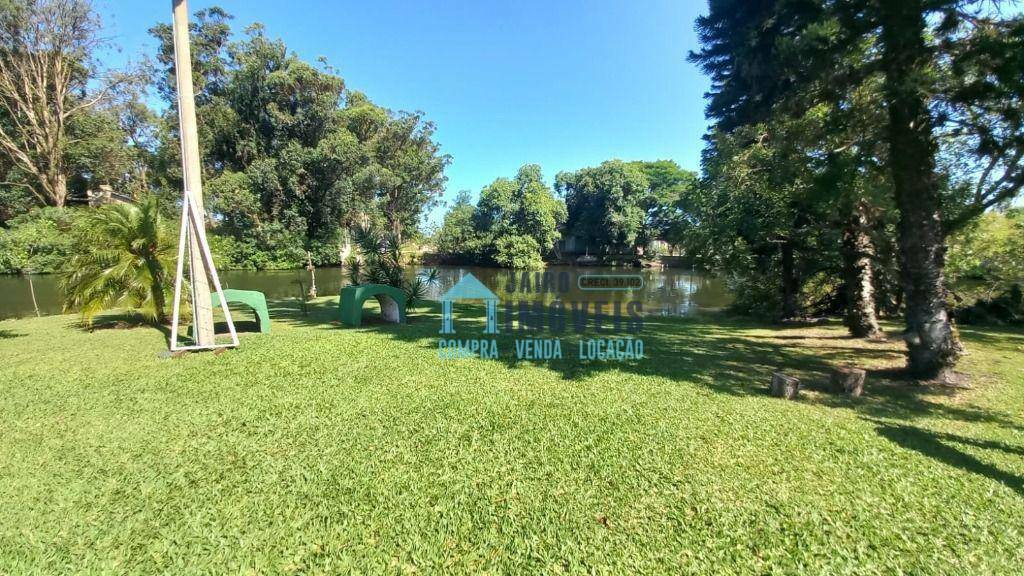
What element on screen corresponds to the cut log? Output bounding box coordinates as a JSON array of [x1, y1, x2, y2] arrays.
[[770, 372, 800, 399], [831, 367, 867, 397]]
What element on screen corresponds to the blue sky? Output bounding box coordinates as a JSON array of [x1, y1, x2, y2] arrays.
[[95, 0, 711, 224]]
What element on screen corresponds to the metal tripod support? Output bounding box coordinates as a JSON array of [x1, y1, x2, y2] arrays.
[[168, 188, 239, 351]]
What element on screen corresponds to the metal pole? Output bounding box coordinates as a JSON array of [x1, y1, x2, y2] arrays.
[[171, 0, 214, 345]]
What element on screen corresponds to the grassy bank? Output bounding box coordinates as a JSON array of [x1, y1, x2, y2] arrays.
[[1, 300, 1023, 574]]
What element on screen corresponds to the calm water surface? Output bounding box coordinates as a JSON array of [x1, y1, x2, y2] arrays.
[[0, 265, 732, 320]]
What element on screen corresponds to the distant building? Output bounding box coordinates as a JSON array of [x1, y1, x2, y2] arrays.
[[86, 185, 132, 207]]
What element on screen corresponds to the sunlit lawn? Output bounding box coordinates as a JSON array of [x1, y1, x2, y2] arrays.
[[1, 299, 1023, 574]]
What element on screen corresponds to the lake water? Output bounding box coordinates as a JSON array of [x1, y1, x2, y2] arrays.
[[0, 265, 732, 320]]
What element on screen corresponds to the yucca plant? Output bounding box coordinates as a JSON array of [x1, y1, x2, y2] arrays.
[[346, 225, 403, 286], [406, 267, 440, 310], [345, 224, 440, 312], [62, 197, 175, 326]]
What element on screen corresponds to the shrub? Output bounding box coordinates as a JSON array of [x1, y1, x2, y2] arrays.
[[493, 234, 544, 269], [345, 224, 439, 313], [0, 207, 81, 274], [61, 198, 175, 325], [955, 284, 1024, 325]]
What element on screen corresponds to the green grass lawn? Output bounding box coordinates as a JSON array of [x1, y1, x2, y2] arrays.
[[1, 299, 1023, 574]]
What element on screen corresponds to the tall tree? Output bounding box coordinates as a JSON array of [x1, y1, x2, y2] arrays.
[[692, 122, 827, 320], [150, 12, 448, 264], [556, 160, 651, 255], [477, 165, 565, 252], [0, 0, 120, 207], [874, 0, 961, 374], [691, 0, 1024, 377], [813, 71, 893, 338], [435, 166, 567, 268], [632, 160, 699, 250], [830, 1, 1023, 369], [355, 108, 450, 242], [476, 164, 566, 268], [149, 6, 232, 107], [435, 190, 481, 261]]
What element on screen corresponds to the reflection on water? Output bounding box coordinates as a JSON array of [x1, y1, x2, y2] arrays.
[[0, 265, 732, 320], [431, 266, 732, 317]]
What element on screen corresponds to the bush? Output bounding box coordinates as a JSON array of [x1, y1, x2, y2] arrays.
[[955, 284, 1024, 325], [205, 222, 307, 271], [493, 234, 544, 269], [61, 198, 174, 325], [725, 270, 782, 319], [0, 207, 82, 274], [947, 210, 1024, 296]]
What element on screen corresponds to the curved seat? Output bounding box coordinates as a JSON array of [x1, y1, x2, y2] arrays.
[[338, 284, 407, 327], [211, 289, 271, 333]]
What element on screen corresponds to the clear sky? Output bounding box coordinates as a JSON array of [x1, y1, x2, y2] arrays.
[[95, 0, 711, 224]]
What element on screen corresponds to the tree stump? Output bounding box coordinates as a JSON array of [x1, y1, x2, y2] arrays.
[[831, 367, 867, 397], [769, 372, 800, 399]]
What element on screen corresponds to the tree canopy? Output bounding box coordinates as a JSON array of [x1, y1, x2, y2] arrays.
[[146, 10, 450, 267], [436, 165, 566, 269], [688, 0, 1024, 377]]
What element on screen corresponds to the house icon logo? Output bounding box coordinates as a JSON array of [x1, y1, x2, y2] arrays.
[[439, 273, 499, 335]]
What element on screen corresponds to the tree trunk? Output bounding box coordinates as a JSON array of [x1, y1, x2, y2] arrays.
[[148, 260, 169, 324], [841, 203, 882, 338], [879, 0, 961, 379], [780, 239, 800, 320], [41, 171, 68, 207]]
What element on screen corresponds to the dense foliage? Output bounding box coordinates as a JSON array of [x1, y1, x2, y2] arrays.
[[947, 208, 1024, 326], [688, 0, 1024, 377], [556, 160, 697, 256], [947, 209, 1024, 301], [60, 197, 174, 325], [0, 207, 79, 273], [435, 165, 566, 269], [434, 160, 696, 267], [1, 3, 450, 276], [147, 12, 450, 268], [556, 161, 649, 256]]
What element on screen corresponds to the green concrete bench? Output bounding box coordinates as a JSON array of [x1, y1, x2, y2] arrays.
[[211, 289, 271, 334], [338, 284, 407, 327]]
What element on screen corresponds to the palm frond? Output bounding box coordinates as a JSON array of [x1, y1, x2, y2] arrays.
[[61, 196, 173, 326]]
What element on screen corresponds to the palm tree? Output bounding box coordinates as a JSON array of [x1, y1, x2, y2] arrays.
[[62, 197, 175, 325]]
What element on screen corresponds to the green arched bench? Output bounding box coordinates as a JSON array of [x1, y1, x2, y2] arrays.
[[211, 289, 271, 334], [339, 284, 407, 327]]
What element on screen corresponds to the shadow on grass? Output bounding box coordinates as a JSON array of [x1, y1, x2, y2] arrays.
[[873, 421, 1024, 496], [0, 329, 26, 339], [79, 309, 266, 349], [192, 297, 1024, 431], [76, 312, 170, 338], [957, 325, 1024, 354], [212, 319, 262, 334], [75, 295, 1024, 495], [280, 299, 985, 414], [744, 333, 863, 341]]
